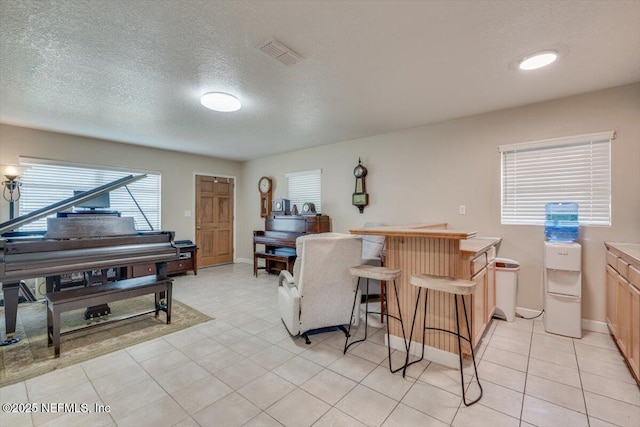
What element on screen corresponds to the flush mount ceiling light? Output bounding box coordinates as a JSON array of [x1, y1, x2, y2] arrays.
[[509, 44, 570, 72], [519, 50, 558, 70], [200, 92, 241, 112]]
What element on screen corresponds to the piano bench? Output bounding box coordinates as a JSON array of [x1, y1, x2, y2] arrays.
[[44, 275, 173, 357], [254, 252, 296, 276]]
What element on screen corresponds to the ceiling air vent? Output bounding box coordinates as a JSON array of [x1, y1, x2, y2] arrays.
[[256, 38, 303, 66]]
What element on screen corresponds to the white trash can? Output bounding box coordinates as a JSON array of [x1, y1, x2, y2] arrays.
[[494, 258, 520, 322]]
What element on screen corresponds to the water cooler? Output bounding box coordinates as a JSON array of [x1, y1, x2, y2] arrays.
[[543, 202, 582, 338]]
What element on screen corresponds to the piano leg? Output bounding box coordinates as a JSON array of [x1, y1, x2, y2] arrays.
[[1, 281, 21, 346]]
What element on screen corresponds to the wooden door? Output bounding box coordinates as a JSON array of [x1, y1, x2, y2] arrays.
[[196, 176, 234, 267]]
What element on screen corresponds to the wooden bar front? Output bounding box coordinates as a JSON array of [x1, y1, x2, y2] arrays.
[[351, 224, 500, 358]]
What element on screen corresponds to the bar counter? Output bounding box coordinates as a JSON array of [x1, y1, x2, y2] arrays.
[[350, 223, 501, 364]]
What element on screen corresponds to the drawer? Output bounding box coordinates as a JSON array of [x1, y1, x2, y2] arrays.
[[630, 265, 640, 288], [617, 258, 630, 279], [471, 253, 487, 275], [606, 251, 618, 269], [168, 258, 193, 274], [132, 263, 156, 277]]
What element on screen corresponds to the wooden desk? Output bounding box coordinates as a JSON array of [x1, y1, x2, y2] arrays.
[[351, 224, 501, 363]]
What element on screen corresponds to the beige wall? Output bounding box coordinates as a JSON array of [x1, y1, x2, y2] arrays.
[[0, 124, 242, 244], [240, 83, 640, 323]]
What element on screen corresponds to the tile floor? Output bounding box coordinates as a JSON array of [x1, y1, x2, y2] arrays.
[[1, 263, 639, 427]]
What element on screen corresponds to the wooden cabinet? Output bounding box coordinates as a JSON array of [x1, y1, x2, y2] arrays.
[[461, 248, 496, 349], [630, 280, 640, 379], [604, 242, 640, 383]]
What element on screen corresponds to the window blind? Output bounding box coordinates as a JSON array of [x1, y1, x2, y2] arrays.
[[286, 169, 322, 213], [18, 159, 161, 231], [499, 131, 612, 226]]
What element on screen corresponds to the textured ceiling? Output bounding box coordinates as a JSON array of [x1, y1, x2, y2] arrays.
[[1, 0, 639, 161]]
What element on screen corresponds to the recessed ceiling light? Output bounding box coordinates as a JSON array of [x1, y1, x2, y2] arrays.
[[200, 92, 241, 112], [518, 50, 558, 70]]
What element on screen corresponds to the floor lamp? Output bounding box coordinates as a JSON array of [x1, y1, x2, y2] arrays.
[[2, 165, 24, 220]]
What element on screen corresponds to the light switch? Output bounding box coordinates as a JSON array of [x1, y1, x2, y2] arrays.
[[459, 205, 466, 215], [184, 210, 192, 217]]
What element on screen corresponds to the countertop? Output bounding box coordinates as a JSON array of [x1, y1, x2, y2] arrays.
[[605, 242, 640, 266], [460, 237, 502, 256], [350, 223, 477, 240]]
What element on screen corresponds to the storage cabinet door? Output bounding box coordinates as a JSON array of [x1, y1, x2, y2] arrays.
[[486, 261, 496, 323], [605, 265, 618, 335], [630, 283, 640, 380], [472, 268, 487, 347], [617, 274, 631, 356]]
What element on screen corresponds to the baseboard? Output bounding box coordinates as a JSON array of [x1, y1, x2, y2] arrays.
[[387, 334, 458, 369], [516, 306, 609, 334], [236, 258, 253, 264], [581, 319, 609, 334]]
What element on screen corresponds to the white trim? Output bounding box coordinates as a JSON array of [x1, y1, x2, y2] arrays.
[[193, 172, 238, 263], [581, 318, 610, 334], [285, 169, 321, 178], [498, 130, 614, 153], [236, 258, 253, 265]]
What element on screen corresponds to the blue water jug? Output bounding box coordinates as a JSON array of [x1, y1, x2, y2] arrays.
[[544, 202, 579, 242]]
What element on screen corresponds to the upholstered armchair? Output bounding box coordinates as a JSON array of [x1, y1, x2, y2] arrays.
[[278, 233, 363, 344]]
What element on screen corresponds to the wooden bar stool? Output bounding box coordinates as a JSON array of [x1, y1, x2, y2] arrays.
[[403, 274, 483, 406], [344, 265, 407, 373]]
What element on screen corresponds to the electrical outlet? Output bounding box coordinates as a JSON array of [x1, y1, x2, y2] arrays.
[[184, 210, 192, 217], [459, 205, 466, 215]]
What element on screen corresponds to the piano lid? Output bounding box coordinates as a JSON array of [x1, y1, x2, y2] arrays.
[[0, 174, 147, 235]]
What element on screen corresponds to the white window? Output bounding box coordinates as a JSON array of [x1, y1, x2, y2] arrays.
[[18, 158, 161, 231], [286, 169, 322, 213], [499, 131, 613, 226]]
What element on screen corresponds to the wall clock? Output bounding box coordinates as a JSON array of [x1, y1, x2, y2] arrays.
[[258, 176, 272, 218], [352, 158, 368, 213]]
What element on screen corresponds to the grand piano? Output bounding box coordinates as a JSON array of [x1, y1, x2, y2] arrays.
[[253, 214, 331, 276], [0, 175, 179, 345]]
